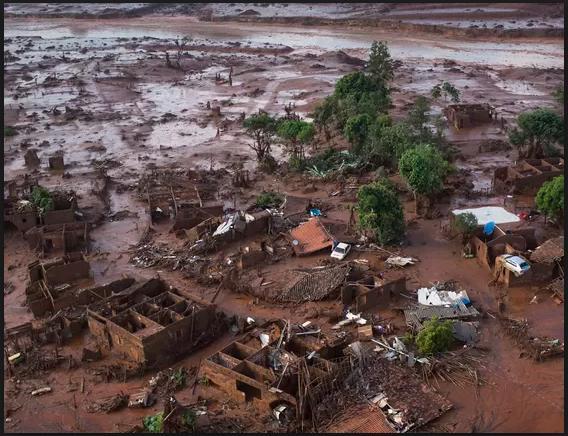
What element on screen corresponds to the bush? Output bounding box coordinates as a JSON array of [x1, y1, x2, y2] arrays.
[[356, 179, 405, 246], [143, 412, 164, 433], [31, 186, 54, 214], [181, 409, 197, 431], [4, 126, 17, 137], [255, 191, 283, 209], [415, 317, 454, 355]]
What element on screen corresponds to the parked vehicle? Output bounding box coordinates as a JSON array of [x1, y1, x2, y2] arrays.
[[501, 254, 531, 276], [331, 242, 351, 260]]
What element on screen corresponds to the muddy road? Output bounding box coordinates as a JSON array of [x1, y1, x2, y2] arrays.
[[3, 13, 564, 434]]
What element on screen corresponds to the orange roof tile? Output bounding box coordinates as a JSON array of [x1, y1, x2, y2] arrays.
[[289, 217, 333, 256]]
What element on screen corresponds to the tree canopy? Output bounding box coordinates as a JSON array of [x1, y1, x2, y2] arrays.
[[243, 113, 277, 161], [343, 114, 372, 154], [454, 212, 479, 243], [366, 40, 394, 88], [508, 108, 564, 158], [399, 144, 450, 197], [356, 179, 405, 246], [415, 317, 454, 355], [277, 119, 315, 165], [535, 175, 564, 223]]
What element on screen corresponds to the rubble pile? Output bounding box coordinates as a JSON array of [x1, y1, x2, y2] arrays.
[[86, 393, 129, 414], [499, 316, 564, 361], [316, 345, 453, 432]]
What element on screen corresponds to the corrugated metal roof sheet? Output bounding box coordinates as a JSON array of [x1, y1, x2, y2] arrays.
[[289, 217, 333, 256]]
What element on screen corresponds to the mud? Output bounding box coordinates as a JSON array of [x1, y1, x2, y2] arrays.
[[3, 8, 564, 435]]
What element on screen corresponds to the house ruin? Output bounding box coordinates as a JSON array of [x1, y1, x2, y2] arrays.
[[25, 222, 90, 255], [200, 320, 358, 420], [25, 253, 94, 317], [443, 103, 496, 130], [137, 168, 222, 229], [342, 276, 407, 313], [87, 278, 223, 366], [288, 217, 334, 256], [493, 158, 564, 197], [4, 186, 78, 233]]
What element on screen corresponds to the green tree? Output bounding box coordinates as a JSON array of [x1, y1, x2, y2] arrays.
[[535, 175, 564, 223], [334, 71, 378, 100], [431, 81, 460, 103], [508, 108, 564, 158], [454, 212, 479, 244], [277, 119, 315, 165], [356, 179, 405, 246], [366, 41, 394, 88], [415, 317, 454, 355], [312, 96, 336, 140], [399, 144, 450, 198], [442, 81, 460, 103], [407, 96, 431, 134], [366, 122, 414, 167], [431, 83, 442, 100], [243, 113, 277, 162], [344, 114, 372, 154]]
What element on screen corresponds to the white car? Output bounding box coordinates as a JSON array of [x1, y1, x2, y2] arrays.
[[331, 242, 351, 260], [501, 254, 531, 276]]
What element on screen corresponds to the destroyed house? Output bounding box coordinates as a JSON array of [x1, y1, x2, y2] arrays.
[[211, 210, 272, 243], [25, 253, 94, 317], [493, 158, 564, 196], [342, 276, 407, 312], [25, 222, 90, 255], [4, 188, 78, 233], [443, 103, 496, 129], [201, 320, 357, 418], [528, 236, 564, 281], [469, 225, 542, 287], [138, 169, 220, 228], [87, 278, 220, 366]]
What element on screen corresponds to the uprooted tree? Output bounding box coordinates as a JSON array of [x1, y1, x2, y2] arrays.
[[243, 112, 277, 163], [508, 108, 564, 158], [535, 175, 564, 224], [399, 144, 451, 214], [356, 179, 405, 246]]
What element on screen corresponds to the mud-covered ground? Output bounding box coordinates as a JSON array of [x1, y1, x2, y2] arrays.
[[3, 8, 564, 434]]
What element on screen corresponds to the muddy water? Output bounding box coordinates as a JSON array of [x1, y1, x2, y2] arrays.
[[5, 17, 564, 68]]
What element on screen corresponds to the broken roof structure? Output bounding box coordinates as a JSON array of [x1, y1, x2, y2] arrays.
[[530, 236, 564, 264], [404, 303, 480, 329], [289, 217, 334, 256], [451, 206, 520, 225]]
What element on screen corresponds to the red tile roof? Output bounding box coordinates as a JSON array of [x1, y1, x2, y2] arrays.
[[289, 217, 333, 256]]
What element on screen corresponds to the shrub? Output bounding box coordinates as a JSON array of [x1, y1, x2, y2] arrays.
[[143, 412, 164, 433], [31, 186, 54, 214], [415, 317, 454, 355], [255, 191, 283, 209], [4, 126, 17, 137]]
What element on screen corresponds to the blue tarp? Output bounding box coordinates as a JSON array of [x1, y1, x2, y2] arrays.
[[483, 221, 496, 236], [309, 208, 322, 217]]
